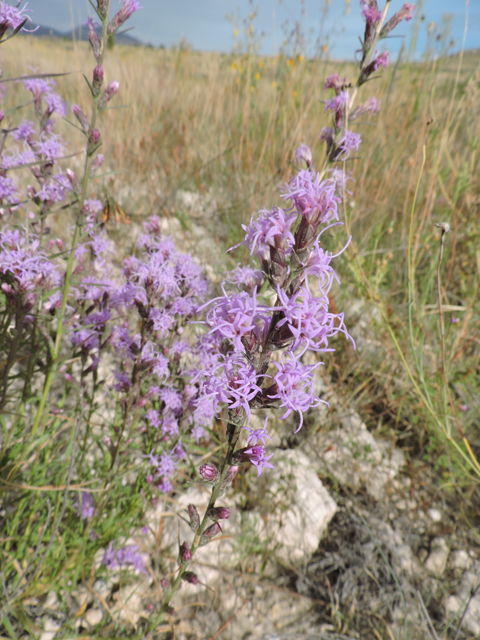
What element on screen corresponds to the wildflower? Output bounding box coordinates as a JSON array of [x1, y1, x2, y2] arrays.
[[75, 492, 96, 519], [324, 73, 347, 94], [324, 90, 349, 114], [380, 3, 415, 38], [116, 545, 147, 574], [451, 317, 460, 324], [350, 97, 381, 120], [108, 0, 143, 34], [207, 507, 231, 520], [294, 144, 313, 169], [242, 416, 271, 446], [233, 444, 274, 477], [199, 463, 219, 483], [337, 130, 361, 160], [200, 522, 221, 545], [179, 542, 192, 561], [187, 504, 200, 531], [183, 571, 199, 585], [0, 1, 33, 39], [266, 354, 325, 432]]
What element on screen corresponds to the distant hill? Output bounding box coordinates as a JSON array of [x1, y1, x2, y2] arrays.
[[23, 23, 142, 46]]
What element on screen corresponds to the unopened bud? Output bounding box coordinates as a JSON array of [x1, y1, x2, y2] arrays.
[[207, 507, 231, 521], [187, 504, 200, 532], [0, 110, 4, 123], [165, 606, 175, 616], [183, 571, 199, 585], [91, 154, 104, 173], [106, 81, 119, 101], [200, 522, 221, 546], [179, 542, 192, 562], [88, 128, 101, 155], [93, 65, 104, 94], [160, 578, 169, 589], [66, 168, 80, 192], [199, 463, 219, 483], [223, 465, 239, 485], [72, 104, 90, 133], [96, 0, 108, 18]]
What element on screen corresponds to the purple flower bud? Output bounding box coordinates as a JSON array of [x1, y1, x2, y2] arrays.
[[200, 522, 221, 546], [72, 104, 90, 133], [96, 0, 108, 18], [0, 110, 4, 123], [165, 606, 175, 616], [451, 317, 460, 324], [207, 507, 231, 521], [91, 154, 104, 172], [160, 578, 169, 589], [224, 465, 239, 484], [199, 463, 219, 483], [92, 64, 104, 95], [179, 541, 192, 561], [106, 81, 120, 101], [183, 571, 199, 585], [187, 504, 200, 532], [88, 129, 101, 155], [108, 0, 142, 35], [460, 404, 469, 412], [84, 18, 101, 59], [380, 3, 415, 38]]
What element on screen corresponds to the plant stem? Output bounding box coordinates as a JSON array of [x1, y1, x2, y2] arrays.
[[30, 0, 113, 438]]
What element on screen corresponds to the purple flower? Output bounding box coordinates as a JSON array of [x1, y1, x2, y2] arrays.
[[0, 175, 18, 203], [372, 51, 390, 71], [234, 444, 274, 477], [324, 90, 349, 114], [145, 409, 160, 428], [266, 354, 325, 431], [143, 448, 160, 467], [225, 264, 264, 292], [159, 388, 182, 414], [350, 97, 381, 120], [324, 73, 347, 94], [108, 0, 142, 34], [116, 545, 147, 574], [242, 416, 271, 446], [294, 144, 313, 168], [0, 2, 33, 37], [13, 119, 36, 141], [360, 0, 381, 26], [75, 492, 96, 520], [281, 170, 339, 226], [337, 130, 361, 159]]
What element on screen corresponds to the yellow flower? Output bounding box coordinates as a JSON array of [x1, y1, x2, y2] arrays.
[[255, 72, 260, 81], [250, 85, 255, 93], [298, 55, 304, 62], [234, 28, 239, 38], [272, 81, 277, 89], [231, 62, 237, 71]]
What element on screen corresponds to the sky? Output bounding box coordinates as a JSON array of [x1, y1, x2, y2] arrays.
[[24, 0, 480, 59]]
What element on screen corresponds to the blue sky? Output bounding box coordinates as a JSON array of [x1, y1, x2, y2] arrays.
[[25, 0, 480, 59]]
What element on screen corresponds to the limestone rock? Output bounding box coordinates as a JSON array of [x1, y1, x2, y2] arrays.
[[446, 566, 480, 636], [425, 537, 449, 576]]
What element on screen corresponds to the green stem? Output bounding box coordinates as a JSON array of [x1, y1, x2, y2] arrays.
[[30, 1, 113, 438], [150, 415, 244, 630]]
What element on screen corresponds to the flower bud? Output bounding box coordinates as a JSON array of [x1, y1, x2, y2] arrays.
[[92, 64, 104, 94], [187, 504, 200, 532], [96, 0, 108, 18], [207, 507, 231, 521], [183, 571, 199, 585], [223, 465, 239, 485], [0, 110, 4, 123], [179, 542, 192, 562], [160, 578, 169, 589], [200, 522, 221, 546], [91, 154, 104, 174], [72, 104, 90, 133], [106, 81, 120, 101], [199, 463, 219, 483], [165, 606, 175, 616], [88, 128, 101, 156]]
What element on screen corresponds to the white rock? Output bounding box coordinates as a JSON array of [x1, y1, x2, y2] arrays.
[[85, 608, 103, 626], [309, 410, 404, 501], [452, 550, 472, 571], [44, 590, 58, 609], [425, 537, 449, 576], [446, 569, 480, 636], [40, 618, 61, 640], [261, 449, 337, 564], [111, 583, 148, 625], [427, 508, 442, 522]]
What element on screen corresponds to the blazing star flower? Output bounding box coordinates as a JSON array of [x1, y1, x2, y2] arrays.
[[267, 354, 325, 432], [350, 97, 381, 120], [13, 119, 36, 141], [234, 444, 274, 477], [239, 206, 297, 261], [360, 0, 381, 26], [372, 51, 390, 71], [294, 144, 313, 168], [337, 130, 362, 160], [324, 90, 349, 114], [242, 415, 271, 446], [108, 0, 142, 34], [282, 170, 340, 225], [116, 545, 147, 574], [0, 1, 34, 37], [324, 73, 347, 94], [226, 264, 264, 292]]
